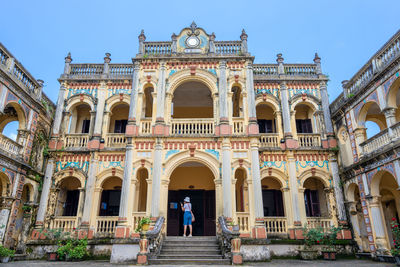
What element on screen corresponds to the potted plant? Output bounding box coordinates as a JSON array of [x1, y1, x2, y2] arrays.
[[22, 204, 32, 216], [136, 217, 152, 232], [57, 238, 88, 261], [391, 218, 400, 266], [229, 220, 239, 232], [321, 226, 342, 260], [0, 245, 15, 263], [298, 225, 324, 260], [38, 228, 71, 261]]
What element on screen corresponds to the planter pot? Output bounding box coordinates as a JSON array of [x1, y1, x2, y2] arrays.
[[322, 251, 336, 260], [395, 255, 400, 266], [0, 256, 11, 263], [232, 225, 239, 232], [298, 249, 319, 260], [47, 252, 58, 261], [142, 223, 150, 232]]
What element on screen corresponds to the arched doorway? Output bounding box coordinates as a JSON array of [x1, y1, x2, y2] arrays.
[[56, 177, 81, 216], [261, 177, 284, 217], [167, 161, 216, 236], [303, 177, 329, 218], [99, 176, 122, 216]]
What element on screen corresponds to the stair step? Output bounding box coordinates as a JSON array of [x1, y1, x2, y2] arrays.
[[161, 248, 221, 254], [149, 258, 230, 265], [165, 236, 217, 241], [157, 254, 223, 259], [163, 240, 218, 245], [162, 244, 219, 249]]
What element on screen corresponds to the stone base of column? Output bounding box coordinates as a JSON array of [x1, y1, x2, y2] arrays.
[[216, 123, 231, 136], [375, 237, 389, 253], [88, 138, 100, 149], [77, 228, 94, 239], [232, 252, 243, 265], [247, 122, 259, 135], [115, 226, 131, 238], [48, 138, 58, 149], [251, 218, 267, 239], [153, 123, 168, 136], [288, 227, 304, 240], [284, 137, 298, 149], [137, 253, 148, 265], [126, 122, 138, 136]]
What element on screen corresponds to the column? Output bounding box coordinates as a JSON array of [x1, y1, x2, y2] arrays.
[[81, 159, 98, 227], [76, 187, 85, 224], [219, 61, 228, 121], [369, 196, 389, 251], [281, 188, 293, 226], [118, 144, 134, 225], [155, 62, 166, 121], [320, 82, 334, 135], [330, 156, 347, 222], [35, 158, 54, 226], [287, 154, 301, 225], [151, 139, 163, 217], [383, 107, 396, 138], [93, 82, 106, 137], [245, 61, 259, 135], [250, 140, 263, 218], [126, 62, 140, 136], [222, 138, 233, 218], [52, 84, 67, 136], [280, 82, 292, 136], [347, 201, 363, 250], [353, 127, 366, 156], [393, 160, 400, 187]]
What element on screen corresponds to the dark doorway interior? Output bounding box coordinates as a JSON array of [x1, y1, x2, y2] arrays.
[[262, 189, 284, 216], [99, 190, 121, 216], [63, 190, 79, 216], [167, 190, 215, 236]]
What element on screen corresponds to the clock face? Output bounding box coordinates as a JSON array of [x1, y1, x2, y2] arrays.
[[186, 36, 200, 48]]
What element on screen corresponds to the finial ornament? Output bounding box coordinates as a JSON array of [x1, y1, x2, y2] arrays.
[[276, 53, 284, 63], [210, 32, 216, 41], [240, 29, 248, 41], [37, 79, 44, 87], [187, 21, 200, 36], [65, 52, 72, 63], [314, 52, 321, 63], [104, 53, 111, 63], [138, 30, 146, 41]]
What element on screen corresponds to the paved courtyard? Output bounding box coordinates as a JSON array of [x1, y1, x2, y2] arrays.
[[1, 259, 395, 267]]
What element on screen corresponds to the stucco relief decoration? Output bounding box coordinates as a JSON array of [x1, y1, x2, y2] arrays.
[[295, 160, 329, 172], [55, 161, 89, 173], [107, 83, 132, 97], [67, 83, 98, 98], [287, 83, 319, 99], [383, 71, 399, 96], [177, 22, 208, 54], [260, 161, 287, 171], [165, 149, 180, 160], [254, 83, 279, 98], [99, 161, 123, 169], [205, 149, 220, 160]]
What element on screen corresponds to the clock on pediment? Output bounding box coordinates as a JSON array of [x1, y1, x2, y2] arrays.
[[186, 36, 200, 48]]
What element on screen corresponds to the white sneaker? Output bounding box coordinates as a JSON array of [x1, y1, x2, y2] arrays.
[[188, 234, 192, 237], [183, 234, 186, 237]]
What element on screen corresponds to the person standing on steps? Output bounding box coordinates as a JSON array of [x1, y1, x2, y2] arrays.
[[181, 196, 193, 237]]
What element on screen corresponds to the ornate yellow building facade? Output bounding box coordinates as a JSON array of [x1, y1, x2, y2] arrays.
[[331, 30, 400, 255], [32, 23, 350, 253]]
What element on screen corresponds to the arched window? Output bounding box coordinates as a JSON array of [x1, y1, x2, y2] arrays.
[[143, 87, 154, 118], [235, 168, 248, 212], [68, 104, 91, 133], [256, 104, 276, 134], [261, 177, 284, 216], [232, 86, 242, 118], [99, 177, 122, 216], [303, 177, 328, 217], [108, 104, 129, 133], [295, 104, 315, 134], [136, 168, 148, 212], [56, 177, 81, 217], [172, 81, 213, 118]]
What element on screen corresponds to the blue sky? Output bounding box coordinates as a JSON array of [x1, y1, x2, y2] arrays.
[[0, 0, 398, 138]]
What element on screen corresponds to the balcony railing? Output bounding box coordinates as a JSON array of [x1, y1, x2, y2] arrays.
[[253, 64, 278, 75], [140, 119, 152, 135], [259, 133, 279, 148], [109, 64, 133, 76], [132, 211, 147, 232], [50, 216, 78, 232], [105, 133, 126, 148], [144, 42, 172, 55], [65, 134, 89, 148], [360, 122, 400, 155], [69, 64, 103, 76], [232, 118, 245, 135], [298, 133, 321, 148], [236, 212, 250, 233], [170, 119, 214, 136], [306, 217, 332, 232], [215, 41, 242, 55], [0, 134, 22, 157], [96, 216, 118, 234], [264, 217, 287, 234]]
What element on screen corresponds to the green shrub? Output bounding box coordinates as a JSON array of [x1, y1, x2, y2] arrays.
[[57, 238, 88, 261], [0, 245, 15, 257], [391, 218, 400, 256], [135, 217, 151, 232], [303, 224, 324, 247]]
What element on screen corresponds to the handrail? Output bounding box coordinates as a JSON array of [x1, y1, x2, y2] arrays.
[[217, 216, 241, 262], [139, 217, 165, 260]]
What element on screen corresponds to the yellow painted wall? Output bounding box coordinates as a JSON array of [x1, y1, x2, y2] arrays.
[[169, 166, 214, 190], [102, 176, 122, 190], [74, 105, 91, 133], [109, 104, 129, 132], [256, 104, 275, 120], [261, 177, 282, 189], [172, 107, 213, 118]]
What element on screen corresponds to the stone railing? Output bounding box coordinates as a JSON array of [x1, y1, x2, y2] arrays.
[[105, 133, 126, 148], [236, 212, 250, 233], [132, 211, 147, 232], [306, 217, 332, 232], [253, 64, 278, 75], [64, 133, 89, 148], [140, 119, 152, 135], [259, 133, 279, 148], [109, 64, 134, 76], [375, 32, 400, 70], [137, 217, 165, 264], [264, 217, 287, 234], [50, 216, 78, 232], [12, 64, 40, 95], [215, 41, 242, 55], [298, 133, 321, 148], [284, 64, 317, 76], [217, 216, 242, 263], [144, 42, 172, 55], [69, 64, 104, 76], [0, 134, 23, 157], [360, 122, 400, 155], [0, 46, 9, 66], [96, 216, 118, 234], [170, 119, 215, 136], [232, 118, 245, 135]]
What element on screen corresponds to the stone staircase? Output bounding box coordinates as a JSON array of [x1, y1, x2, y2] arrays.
[[149, 236, 230, 265]]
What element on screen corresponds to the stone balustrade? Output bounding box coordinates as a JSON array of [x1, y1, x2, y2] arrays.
[[105, 133, 126, 148], [170, 119, 215, 136], [298, 133, 321, 148], [360, 122, 400, 155], [232, 119, 245, 135], [215, 41, 242, 55], [253, 64, 278, 75], [64, 133, 89, 148], [69, 63, 104, 76], [306, 217, 332, 232], [144, 42, 172, 55], [96, 216, 118, 234], [109, 64, 134, 76], [259, 133, 279, 148], [140, 119, 152, 135], [236, 212, 250, 233], [0, 47, 9, 65], [50, 216, 78, 232], [284, 64, 317, 76], [375, 33, 400, 70], [264, 217, 287, 234], [0, 134, 23, 157]]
